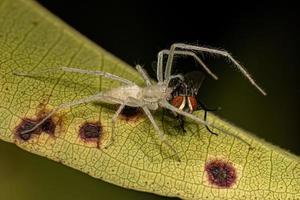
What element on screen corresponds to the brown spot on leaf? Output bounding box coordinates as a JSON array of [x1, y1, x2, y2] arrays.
[[15, 116, 56, 141], [15, 107, 61, 141], [119, 106, 143, 121], [15, 119, 38, 141], [40, 118, 56, 134], [205, 159, 237, 188], [79, 122, 102, 148]]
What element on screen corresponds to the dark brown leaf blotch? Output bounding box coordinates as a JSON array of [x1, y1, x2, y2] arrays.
[[40, 118, 56, 134], [79, 122, 102, 147], [15, 119, 39, 141], [15, 116, 56, 141], [205, 159, 237, 188]]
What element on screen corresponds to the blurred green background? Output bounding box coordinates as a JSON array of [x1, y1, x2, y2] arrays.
[[0, 1, 299, 199]]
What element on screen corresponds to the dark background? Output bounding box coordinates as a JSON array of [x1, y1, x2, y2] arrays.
[[1, 1, 299, 200]]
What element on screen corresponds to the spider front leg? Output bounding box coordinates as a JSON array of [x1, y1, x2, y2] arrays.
[[157, 49, 218, 82], [165, 43, 267, 95], [14, 66, 135, 85], [136, 64, 182, 88], [135, 65, 152, 86]]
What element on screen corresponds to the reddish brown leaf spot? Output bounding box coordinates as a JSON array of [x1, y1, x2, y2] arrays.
[[79, 122, 102, 147], [15, 119, 38, 141], [40, 118, 56, 134], [205, 159, 237, 188], [119, 106, 143, 121], [15, 116, 56, 141]]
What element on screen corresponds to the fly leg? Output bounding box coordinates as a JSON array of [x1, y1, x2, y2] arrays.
[[197, 101, 220, 136]]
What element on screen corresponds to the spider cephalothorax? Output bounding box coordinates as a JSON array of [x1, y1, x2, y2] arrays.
[[15, 43, 266, 161]]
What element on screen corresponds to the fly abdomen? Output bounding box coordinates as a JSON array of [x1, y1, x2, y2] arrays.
[[170, 95, 197, 113], [170, 96, 186, 110]]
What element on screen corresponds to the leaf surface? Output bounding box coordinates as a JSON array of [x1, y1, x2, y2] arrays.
[[0, 0, 299, 199]]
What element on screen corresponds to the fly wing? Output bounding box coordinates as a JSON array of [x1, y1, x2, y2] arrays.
[[184, 71, 205, 95]]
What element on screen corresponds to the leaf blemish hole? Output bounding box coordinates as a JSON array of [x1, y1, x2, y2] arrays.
[[205, 159, 237, 188]]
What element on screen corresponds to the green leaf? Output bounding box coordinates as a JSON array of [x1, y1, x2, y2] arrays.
[[0, 0, 299, 199]]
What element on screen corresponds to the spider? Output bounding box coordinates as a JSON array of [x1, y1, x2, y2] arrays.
[[169, 71, 220, 134], [15, 43, 266, 161]]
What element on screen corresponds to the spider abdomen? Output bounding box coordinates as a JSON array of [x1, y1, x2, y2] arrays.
[[141, 85, 170, 101], [104, 85, 142, 102]]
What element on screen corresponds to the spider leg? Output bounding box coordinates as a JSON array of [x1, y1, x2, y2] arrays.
[[159, 100, 213, 128], [110, 100, 129, 146], [61, 67, 135, 85], [141, 105, 180, 161], [175, 101, 219, 134], [165, 43, 267, 96], [159, 100, 252, 147], [13, 66, 135, 85], [19, 92, 124, 136], [136, 64, 183, 88], [135, 65, 152, 86], [165, 74, 185, 87], [157, 50, 165, 82], [158, 49, 218, 81], [157, 51, 186, 82]]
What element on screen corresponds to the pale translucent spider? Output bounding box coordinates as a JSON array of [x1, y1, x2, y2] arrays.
[[15, 43, 266, 160]]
